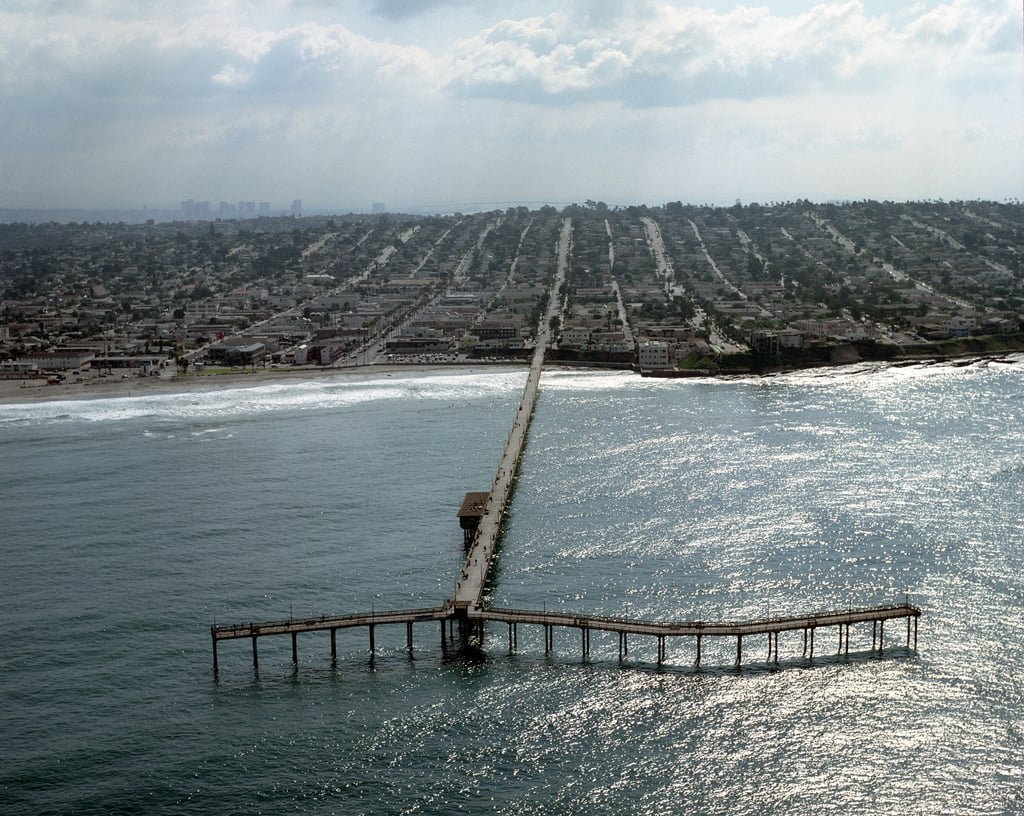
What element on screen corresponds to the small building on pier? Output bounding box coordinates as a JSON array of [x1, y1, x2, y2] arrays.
[[457, 491, 490, 547]]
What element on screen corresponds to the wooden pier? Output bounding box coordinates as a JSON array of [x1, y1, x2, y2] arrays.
[[209, 216, 924, 677], [477, 603, 921, 665], [211, 606, 449, 672], [211, 602, 921, 672]]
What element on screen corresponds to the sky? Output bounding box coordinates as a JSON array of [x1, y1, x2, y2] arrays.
[[0, 0, 1020, 212]]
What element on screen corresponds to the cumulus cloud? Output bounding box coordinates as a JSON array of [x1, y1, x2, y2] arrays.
[[0, 7, 435, 101], [0, 1, 443, 209], [240, 23, 435, 95], [0, 0, 1018, 207], [445, 1, 1019, 106], [211, 63, 251, 87]]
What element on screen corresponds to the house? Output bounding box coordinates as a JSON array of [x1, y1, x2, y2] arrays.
[[821, 320, 868, 342], [946, 315, 977, 337]]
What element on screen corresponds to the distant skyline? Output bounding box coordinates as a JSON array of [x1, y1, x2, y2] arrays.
[[1, 0, 1020, 212]]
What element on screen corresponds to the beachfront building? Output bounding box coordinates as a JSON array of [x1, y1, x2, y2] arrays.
[[637, 340, 672, 370], [13, 348, 96, 371], [385, 336, 453, 355], [207, 340, 267, 366], [476, 320, 520, 341], [946, 315, 978, 337], [777, 329, 804, 349], [560, 327, 593, 349], [750, 331, 780, 355]]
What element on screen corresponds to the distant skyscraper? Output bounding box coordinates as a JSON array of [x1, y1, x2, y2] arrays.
[[183, 198, 210, 218], [291, 199, 302, 216], [372, 202, 386, 214], [258, 202, 270, 215]]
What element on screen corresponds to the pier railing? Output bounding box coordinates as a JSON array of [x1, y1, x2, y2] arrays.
[[478, 602, 921, 636], [211, 601, 920, 672], [212, 606, 448, 641]]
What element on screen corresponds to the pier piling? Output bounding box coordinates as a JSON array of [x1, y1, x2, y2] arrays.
[[212, 604, 921, 674]]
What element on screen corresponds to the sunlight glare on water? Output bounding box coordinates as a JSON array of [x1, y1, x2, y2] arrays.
[[1, 362, 1022, 814]]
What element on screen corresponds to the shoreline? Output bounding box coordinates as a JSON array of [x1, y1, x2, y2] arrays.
[[0, 361, 529, 406], [677, 350, 1024, 379], [1, 349, 1020, 407]]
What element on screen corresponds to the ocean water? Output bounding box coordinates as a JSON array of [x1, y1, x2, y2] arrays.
[[1, 362, 1022, 815]]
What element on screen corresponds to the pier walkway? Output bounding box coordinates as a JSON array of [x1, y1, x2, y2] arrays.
[[477, 603, 921, 665], [212, 602, 921, 671], [450, 217, 571, 613], [211, 606, 447, 672]]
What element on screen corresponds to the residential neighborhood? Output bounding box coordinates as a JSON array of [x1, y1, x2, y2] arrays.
[[1, 199, 1022, 383]]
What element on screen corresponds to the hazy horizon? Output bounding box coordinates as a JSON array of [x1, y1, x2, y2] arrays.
[[2, 1, 1020, 212], [3, 196, 1023, 224]]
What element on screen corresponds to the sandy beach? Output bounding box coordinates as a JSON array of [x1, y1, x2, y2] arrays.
[[3, 351, 1017, 407], [0, 362, 529, 406]]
